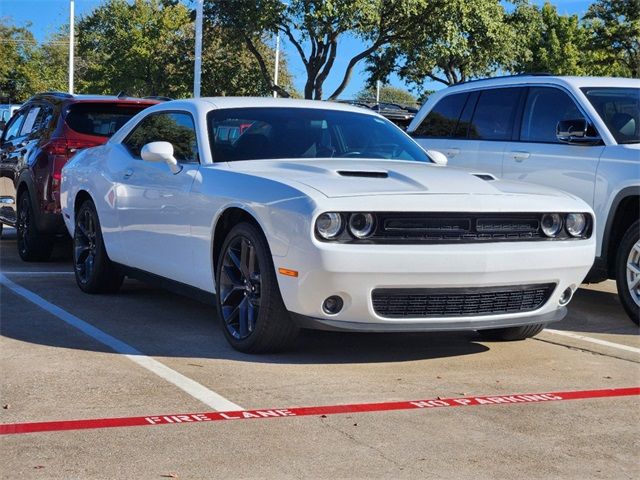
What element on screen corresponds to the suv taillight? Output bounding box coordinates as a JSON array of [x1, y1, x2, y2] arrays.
[[44, 139, 97, 186]]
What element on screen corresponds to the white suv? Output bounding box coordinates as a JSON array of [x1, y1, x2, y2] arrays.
[[408, 75, 639, 323]]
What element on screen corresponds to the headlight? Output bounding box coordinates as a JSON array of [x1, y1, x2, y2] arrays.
[[541, 213, 563, 237], [348, 213, 375, 239], [316, 212, 343, 239], [565, 213, 587, 237]]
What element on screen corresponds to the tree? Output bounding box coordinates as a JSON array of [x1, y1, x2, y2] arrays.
[[366, 0, 517, 89], [509, 1, 592, 75], [206, 0, 425, 100], [0, 19, 67, 102], [584, 0, 640, 77], [75, 0, 295, 98], [354, 85, 416, 105], [77, 0, 194, 97]]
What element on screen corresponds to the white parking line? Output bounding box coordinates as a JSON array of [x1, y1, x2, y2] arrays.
[[545, 329, 640, 355], [0, 273, 243, 411]]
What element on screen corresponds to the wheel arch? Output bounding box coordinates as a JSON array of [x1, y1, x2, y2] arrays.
[[73, 190, 94, 219], [211, 206, 269, 275], [603, 186, 640, 278]]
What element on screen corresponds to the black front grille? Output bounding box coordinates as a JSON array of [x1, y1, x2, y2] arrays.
[[372, 284, 556, 318], [371, 212, 544, 243]]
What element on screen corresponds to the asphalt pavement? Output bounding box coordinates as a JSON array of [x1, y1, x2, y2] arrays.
[[1, 227, 638, 479]]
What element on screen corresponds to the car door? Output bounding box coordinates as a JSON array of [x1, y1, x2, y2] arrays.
[[116, 111, 200, 284], [501, 86, 604, 207], [0, 107, 32, 181]]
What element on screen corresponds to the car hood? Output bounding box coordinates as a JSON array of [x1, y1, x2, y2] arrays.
[[227, 158, 574, 199]]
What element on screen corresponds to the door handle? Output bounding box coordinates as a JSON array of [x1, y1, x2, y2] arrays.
[[511, 151, 530, 162], [445, 148, 460, 158], [123, 168, 134, 179]]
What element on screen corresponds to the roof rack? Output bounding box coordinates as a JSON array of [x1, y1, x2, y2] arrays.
[[453, 72, 553, 86], [39, 91, 74, 98], [143, 96, 173, 102]]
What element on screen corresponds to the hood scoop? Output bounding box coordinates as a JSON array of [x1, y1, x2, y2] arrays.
[[472, 173, 497, 181], [337, 170, 388, 179]]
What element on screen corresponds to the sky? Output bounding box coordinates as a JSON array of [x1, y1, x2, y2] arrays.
[[1, 0, 595, 99]]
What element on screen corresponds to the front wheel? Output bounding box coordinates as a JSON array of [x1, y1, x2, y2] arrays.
[[478, 323, 546, 341], [215, 222, 299, 353], [74, 200, 123, 294], [616, 220, 640, 325]]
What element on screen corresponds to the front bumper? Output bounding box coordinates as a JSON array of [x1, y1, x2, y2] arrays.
[[274, 239, 594, 331]]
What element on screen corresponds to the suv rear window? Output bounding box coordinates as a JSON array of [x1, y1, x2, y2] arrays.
[[65, 103, 148, 137]]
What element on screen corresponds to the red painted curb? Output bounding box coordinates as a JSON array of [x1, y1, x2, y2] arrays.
[[2, 387, 638, 435]]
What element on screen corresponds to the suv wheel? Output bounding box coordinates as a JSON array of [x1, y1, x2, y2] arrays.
[[74, 200, 123, 294], [16, 191, 53, 261], [215, 222, 299, 353], [616, 220, 640, 325]]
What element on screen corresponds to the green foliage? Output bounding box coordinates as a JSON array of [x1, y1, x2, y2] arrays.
[[354, 85, 417, 105], [207, 0, 426, 99], [367, 0, 516, 87], [0, 20, 67, 102], [584, 0, 640, 77]]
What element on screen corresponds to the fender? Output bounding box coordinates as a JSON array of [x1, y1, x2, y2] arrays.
[[599, 185, 640, 276]]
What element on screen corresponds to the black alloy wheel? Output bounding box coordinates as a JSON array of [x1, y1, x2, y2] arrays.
[[73, 200, 123, 294], [16, 191, 53, 261], [219, 234, 262, 340], [215, 222, 299, 353]]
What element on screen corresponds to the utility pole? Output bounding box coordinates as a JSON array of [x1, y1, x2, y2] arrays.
[[273, 31, 280, 98], [194, 0, 204, 97], [376, 80, 381, 104], [68, 0, 74, 94]]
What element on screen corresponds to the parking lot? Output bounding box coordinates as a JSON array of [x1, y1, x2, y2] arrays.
[[1, 226, 638, 479]]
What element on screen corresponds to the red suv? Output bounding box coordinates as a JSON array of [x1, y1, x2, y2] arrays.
[[0, 92, 158, 261]]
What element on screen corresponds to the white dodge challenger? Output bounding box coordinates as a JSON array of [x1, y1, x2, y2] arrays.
[[61, 98, 595, 352]]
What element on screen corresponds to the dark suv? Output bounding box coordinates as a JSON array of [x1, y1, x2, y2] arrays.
[[0, 92, 158, 261]]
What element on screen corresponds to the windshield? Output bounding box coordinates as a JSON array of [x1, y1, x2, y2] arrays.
[[581, 87, 640, 144], [207, 107, 430, 162]]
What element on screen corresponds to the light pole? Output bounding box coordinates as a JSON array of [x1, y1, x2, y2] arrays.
[[194, 0, 204, 98], [68, 0, 74, 94], [273, 31, 280, 98]]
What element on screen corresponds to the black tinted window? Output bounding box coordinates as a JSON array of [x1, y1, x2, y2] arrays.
[[469, 88, 522, 140], [413, 93, 467, 137], [65, 103, 148, 137], [124, 112, 199, 163], [208, 108, 429, 163], [521, 87, 584, 143]]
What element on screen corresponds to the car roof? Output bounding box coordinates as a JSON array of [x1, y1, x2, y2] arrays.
[[165, 97, 383, 116], [445, 75, 640, 92], [26, 92, 159, 106]]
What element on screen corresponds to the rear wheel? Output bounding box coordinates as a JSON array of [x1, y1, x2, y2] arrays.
[[478, 323, 546, 341], [215, 222, 298, 353], [16, 191, 53, 261], [74, 199, 123, 294], [616, 220, 640, 325]]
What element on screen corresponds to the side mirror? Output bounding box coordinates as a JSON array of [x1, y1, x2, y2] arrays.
[[141, 141, 182, 174], [426, 149, 448, 166], [556, 119, 601, 145]]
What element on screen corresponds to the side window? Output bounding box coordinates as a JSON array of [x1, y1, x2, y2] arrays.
[[2, 110, 28, 142], [413, 93, 468, 138], [520, 87, 585, 143], [468, 88, 523, 140], [20, 107, 41, 137], [124, 112, 199, 163]]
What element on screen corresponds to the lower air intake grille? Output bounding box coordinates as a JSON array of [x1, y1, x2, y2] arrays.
[[372, 284, 556, 318]]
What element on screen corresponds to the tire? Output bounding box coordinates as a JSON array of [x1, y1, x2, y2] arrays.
[[73, 199, 123, 294], [478, 323, 546, 341], [16, 191, 53, 261], [615, 220, 640, 325], [215, 222, 299, 353]]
